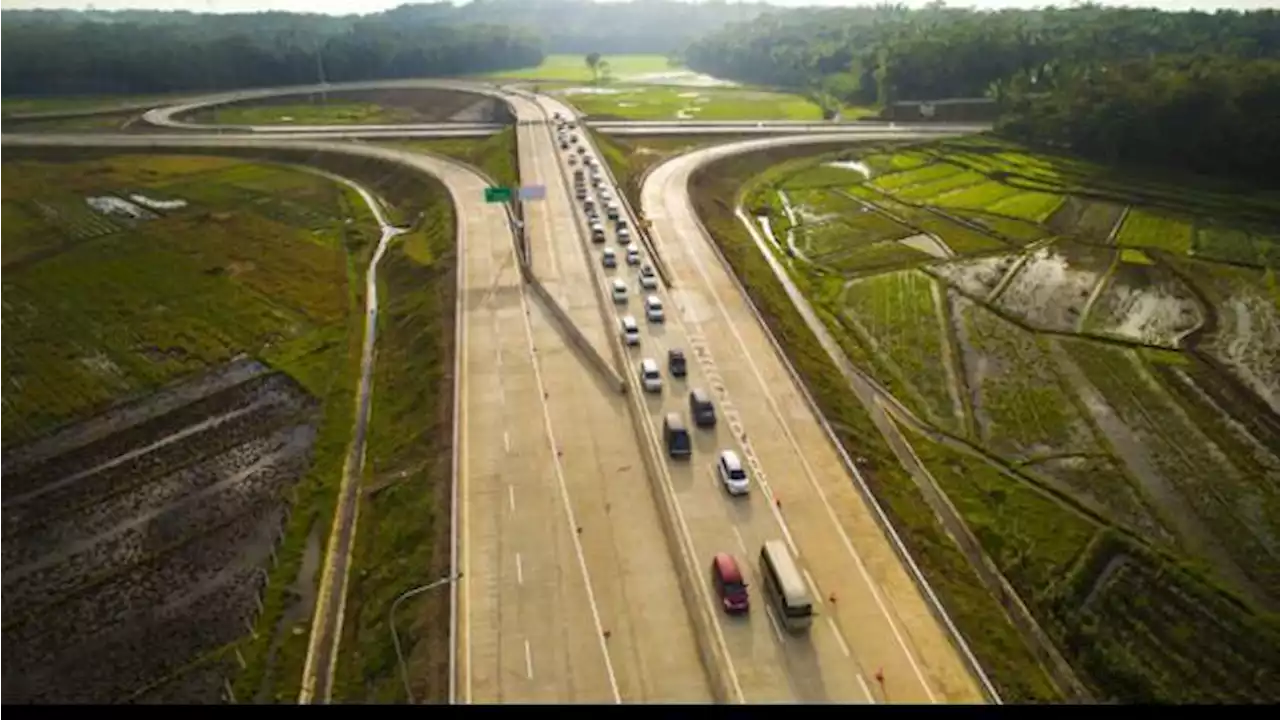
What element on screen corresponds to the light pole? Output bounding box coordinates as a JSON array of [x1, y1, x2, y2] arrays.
[[390, 572, 462, 704]]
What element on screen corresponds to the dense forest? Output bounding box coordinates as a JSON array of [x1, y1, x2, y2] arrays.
[[404, 0, 772, 54], [685, 5, 1280, 182], [0, 0, 769, 96], [0, 6, 545, 96]]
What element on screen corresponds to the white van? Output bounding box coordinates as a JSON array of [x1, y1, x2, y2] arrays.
[[759, 540, 813, 632], [620, 315, 640, 346], [645, 294, 665, 323], [611, 278, 628, 304], [640, 358, 662, 393]]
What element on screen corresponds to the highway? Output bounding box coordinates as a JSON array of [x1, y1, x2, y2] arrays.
[[640, 133, 992, 703], [523, 93, 988, 702], [5, 78, 995, 705], [457, 91, 713, 703]]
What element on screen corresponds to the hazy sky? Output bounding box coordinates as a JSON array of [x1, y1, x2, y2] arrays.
[[2, 0, 1277, 14]]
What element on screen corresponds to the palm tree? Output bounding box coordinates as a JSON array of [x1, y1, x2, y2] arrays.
[[585, 52, 602, 84]]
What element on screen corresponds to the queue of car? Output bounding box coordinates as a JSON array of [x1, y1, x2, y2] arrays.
[[558, 117, 822, 625]]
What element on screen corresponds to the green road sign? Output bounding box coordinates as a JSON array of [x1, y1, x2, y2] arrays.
[[484, 186, 513, 203]]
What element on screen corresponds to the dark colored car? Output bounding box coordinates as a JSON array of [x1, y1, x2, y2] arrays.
[[711, 553, 749, 614], [689, 389, 716, 428], [668, 349, 687, 378]]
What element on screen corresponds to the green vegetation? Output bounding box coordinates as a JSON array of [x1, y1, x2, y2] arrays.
[[1, 154, 367, 444], [2, 7, 541, 97], [692, 133, 1280, 702], [689, 142, 1062, 703], [332, 174, 457, 704], [1, 93, 183, 116], [962, 304, 1097, 458], [1, 151, 376, 705], [842, 272, 960, 432], [394, 128, 520, 189], [1115, 209, 1195, 255], [590, 131, 741, 211], [558, 84, 825, 121], [205, 103, 415, 126], [485, 53, 672, 81]]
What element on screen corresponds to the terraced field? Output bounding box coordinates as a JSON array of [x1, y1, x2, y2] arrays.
[[1, 364, 316, 704], [692, 135, 1280, 703]]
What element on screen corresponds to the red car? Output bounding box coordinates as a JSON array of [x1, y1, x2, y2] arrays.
[[711, 552, 750, 614]]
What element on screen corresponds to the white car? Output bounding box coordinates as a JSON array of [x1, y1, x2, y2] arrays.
[[640, 358, 662, 393], [611, 278, 628, 304], [645, 294, 665, 323], [716, 450, 750, 496], [620, 315, 640, 346], [617, 226, 632, 244], [626, 246, 641, 266], [639, 272, 659, 290], [602, 247, 617, 269]]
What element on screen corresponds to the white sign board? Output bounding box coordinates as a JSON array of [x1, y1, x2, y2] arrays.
[[518, 185, 547, 201]]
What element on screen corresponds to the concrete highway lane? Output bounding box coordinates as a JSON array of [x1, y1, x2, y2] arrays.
[[533, 96, 880, 704], [455, 167, 619, 703], [501, 92, 713, 702], [640, 133, 990, 704]]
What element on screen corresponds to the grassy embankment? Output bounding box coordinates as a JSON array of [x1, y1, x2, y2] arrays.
[[216, 148, 467, 704], [187, 87, 508, 128], [1, 93, 190, 115], [691, 136, 1280, 702], [559, 85, 828, 121], [589, 131, 757, 211], [481, 53, 674, 81], [392, 127, 520, 189]]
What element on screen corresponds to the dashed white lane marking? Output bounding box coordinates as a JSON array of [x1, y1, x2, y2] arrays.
[[524, 639, 534, 679], [508, 485, 515, 513], [828, 617, 851, 658], [804, 569, 822, 608], [857, 671, 875, 704], [516, 553, 524, 586], [503, 431, 511, 453], [731, 526, 748, 558], [764, 605, 784, 645]]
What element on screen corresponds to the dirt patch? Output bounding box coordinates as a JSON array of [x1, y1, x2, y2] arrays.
[[1084, 260, 1203, 348], [1046, 196, 1126, 242], [993, 241, 1114, 334], [927, 252, 1020, 301], [898, 233, 952, 259], [1, 364, 319, 703]]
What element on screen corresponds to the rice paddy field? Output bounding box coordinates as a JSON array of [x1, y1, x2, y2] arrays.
[[688, 135, 1280, 703], [552, 84, 827, 121], [2, 148, 460, 705]]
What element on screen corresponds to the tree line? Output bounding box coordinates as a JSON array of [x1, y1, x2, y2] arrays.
[[1, 7, 544, 96], [1, 0, 773, 97], [684, 4, 1280, 183]]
